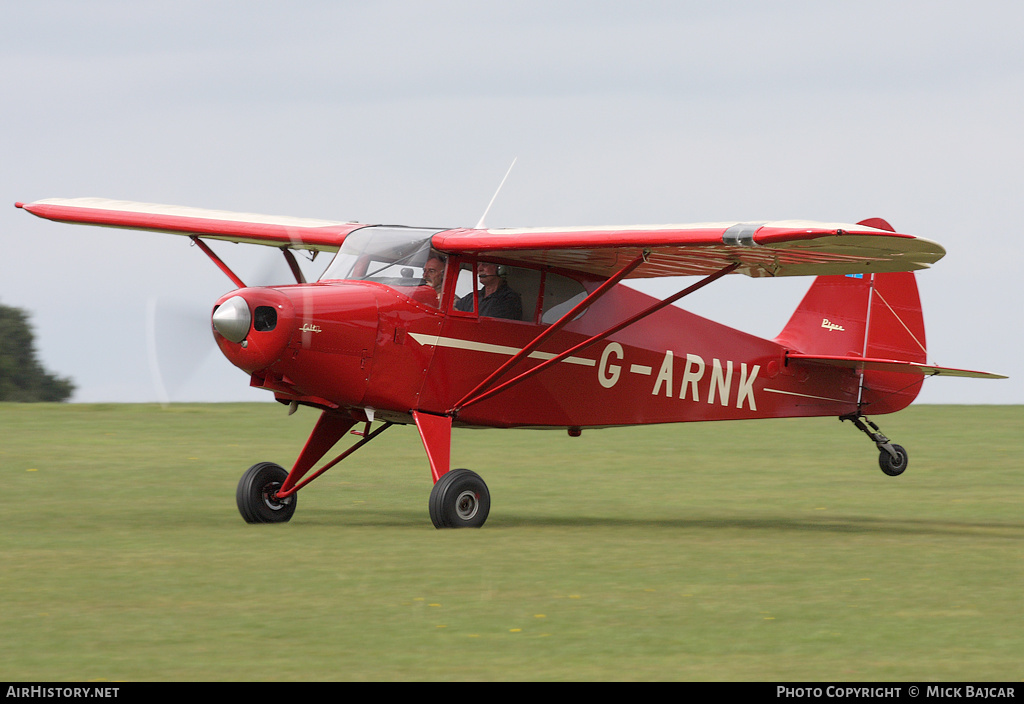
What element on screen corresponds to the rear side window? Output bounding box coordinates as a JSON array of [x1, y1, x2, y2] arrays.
[[541, 273, 587, 323]]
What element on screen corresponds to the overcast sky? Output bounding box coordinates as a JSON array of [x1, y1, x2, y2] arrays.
[[2, 1, 1020, 404]]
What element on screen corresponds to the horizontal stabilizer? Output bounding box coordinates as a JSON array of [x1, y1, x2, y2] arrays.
[[788, 354, 1007, 379]]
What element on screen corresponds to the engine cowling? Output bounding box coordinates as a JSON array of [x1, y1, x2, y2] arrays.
[[212, 283, 381, 409]]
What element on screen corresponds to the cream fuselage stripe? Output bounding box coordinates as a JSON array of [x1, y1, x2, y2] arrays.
[[762, 387, 848, 403], [408, 333, 597, 367]]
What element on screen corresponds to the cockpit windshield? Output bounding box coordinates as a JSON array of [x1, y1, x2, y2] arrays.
[[319, 226, 443, 286]]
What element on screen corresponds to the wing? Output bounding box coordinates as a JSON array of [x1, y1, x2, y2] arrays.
[[19, 201, 946, 278], [430, 221, 946, 278], [16, 197, 365, 252]]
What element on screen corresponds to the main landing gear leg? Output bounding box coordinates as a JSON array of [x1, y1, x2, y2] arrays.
[[236, 410, 393, 523], [414, 411, 490, 529], [840, 413, 909, 477]]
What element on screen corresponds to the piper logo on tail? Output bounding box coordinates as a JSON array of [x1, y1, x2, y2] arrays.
[[821, 319, 845, 332]]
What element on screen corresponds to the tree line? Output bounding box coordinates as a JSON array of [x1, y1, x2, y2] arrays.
[[0, 301, 75, 402]]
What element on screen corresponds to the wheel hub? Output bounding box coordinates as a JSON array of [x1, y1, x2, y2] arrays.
[[261, 482, 292, 512], [455, 490, 479, 521]]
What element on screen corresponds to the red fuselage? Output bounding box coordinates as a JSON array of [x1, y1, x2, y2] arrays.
[[212, 272, 914, 430]]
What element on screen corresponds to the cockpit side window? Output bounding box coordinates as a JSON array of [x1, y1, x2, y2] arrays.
[[451, 261, 541, 322], [451, 261, 477, 314], [449, 261, 586, 324]]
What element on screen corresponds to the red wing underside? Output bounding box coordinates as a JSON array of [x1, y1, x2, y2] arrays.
[[430, 222, 947, 278]]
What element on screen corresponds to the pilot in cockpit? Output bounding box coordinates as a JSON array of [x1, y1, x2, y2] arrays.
[[420, 254, 446, 306]]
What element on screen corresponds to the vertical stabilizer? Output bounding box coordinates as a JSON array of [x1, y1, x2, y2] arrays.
[[774, 265, 928, 414]]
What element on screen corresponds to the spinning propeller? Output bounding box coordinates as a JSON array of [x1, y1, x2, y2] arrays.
[[145, 240, 322, 405]]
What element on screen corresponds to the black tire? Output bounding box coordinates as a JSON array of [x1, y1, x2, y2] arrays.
[[428, 468, 490, 528], [236, 462, 297, 523], [878, 444, 908, 477]]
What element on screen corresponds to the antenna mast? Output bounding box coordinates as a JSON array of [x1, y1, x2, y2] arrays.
[[474, 158, 517, 230]]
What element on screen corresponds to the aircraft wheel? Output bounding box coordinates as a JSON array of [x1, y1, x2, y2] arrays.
[[878, 444, 908, 477], [236, 462, 296, 523], [429, 468, 490, 529]]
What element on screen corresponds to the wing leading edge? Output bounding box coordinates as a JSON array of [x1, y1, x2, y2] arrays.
[[16, 197, 364, 252], [430, 221, 946, 279]]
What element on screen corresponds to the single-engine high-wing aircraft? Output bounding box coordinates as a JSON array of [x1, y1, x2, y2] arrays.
[[16, 197, 1006, 528]]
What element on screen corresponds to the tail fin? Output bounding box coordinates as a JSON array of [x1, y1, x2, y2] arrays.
[[774, 266, 928, 414]]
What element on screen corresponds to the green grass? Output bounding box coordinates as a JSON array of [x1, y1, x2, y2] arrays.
[[1, 403, 1021, 681]]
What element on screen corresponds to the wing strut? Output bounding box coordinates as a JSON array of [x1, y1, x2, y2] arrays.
[[450, 260, 740, 414], [191, 236, 247, 288], [282, 247, 307, 284], [275, 413, 395, 499]]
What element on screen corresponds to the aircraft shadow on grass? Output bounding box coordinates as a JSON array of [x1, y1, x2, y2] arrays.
[[258, 509, 1023, 539]]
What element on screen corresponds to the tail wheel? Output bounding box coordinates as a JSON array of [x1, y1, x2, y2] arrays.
[[878, 444, 909, 477], [237, 462, 297, 523], [429, 468, 490, 529]]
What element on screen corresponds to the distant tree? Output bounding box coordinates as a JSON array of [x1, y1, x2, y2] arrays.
[[0, 302, 75, 402]]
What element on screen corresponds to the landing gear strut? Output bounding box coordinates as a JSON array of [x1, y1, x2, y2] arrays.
[[235, 412, 395, 525], [840, 413, 908, 477]]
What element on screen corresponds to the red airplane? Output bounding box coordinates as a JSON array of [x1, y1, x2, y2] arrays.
[[16, 197, 1006, 528]]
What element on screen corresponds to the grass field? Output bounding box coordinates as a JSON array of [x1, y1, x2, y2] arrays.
[[1, 403, 1020, 681]]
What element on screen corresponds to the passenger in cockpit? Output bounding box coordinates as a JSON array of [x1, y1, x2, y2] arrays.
[[455, 262, 522, 320]]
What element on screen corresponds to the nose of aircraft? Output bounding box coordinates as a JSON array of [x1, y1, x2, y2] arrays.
[[212, 295, 251, 343], [212, 283, 381, 407], [211, 288, 296, 374]]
